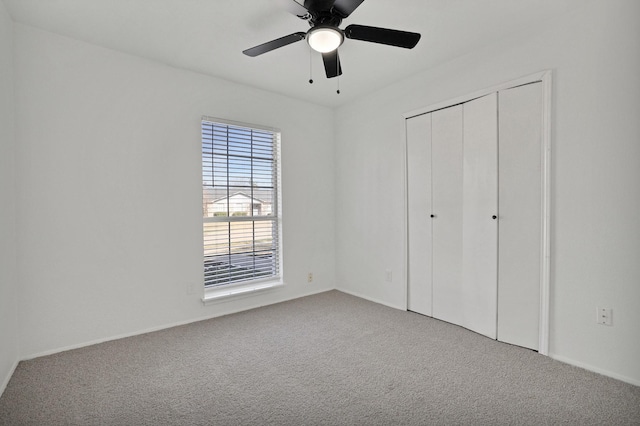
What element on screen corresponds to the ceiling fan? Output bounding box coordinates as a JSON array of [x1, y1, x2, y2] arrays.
[[243, 0, 421, 79]]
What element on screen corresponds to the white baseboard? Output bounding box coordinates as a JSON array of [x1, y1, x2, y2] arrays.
[[335, 287, 406, 311], [22, 287, 335, 361], [335, 288, 640, 388], [549, 353, 640, 387], [0, 359, 19, 398], [14, 289, 640, 394]]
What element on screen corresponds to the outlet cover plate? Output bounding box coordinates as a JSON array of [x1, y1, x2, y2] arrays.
[[596, 307, 613, 326]]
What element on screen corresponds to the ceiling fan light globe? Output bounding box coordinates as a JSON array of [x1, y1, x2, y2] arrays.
[[307, 27, 344, 53]]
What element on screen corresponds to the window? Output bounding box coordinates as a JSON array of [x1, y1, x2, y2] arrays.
[[201, 118, 282, 297]]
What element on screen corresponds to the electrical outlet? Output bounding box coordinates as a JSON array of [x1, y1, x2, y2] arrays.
[[186, 282, 196, 295], [596, 307, 613, 326], [307, 273, 313, 283], [385, 269, 392, 283]]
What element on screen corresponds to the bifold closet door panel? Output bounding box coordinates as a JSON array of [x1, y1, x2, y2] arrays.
[[406, 113, 433, 316], [461, 93, 498, 339], [431, 105, 464, 326], [497, 83, 543, 350]]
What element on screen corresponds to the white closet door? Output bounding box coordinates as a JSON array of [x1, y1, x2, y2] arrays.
[[431, 105, 464, 325], [406, 113, 432, 316], [461, 93, 498, 339], [497, 82, 543, 350]]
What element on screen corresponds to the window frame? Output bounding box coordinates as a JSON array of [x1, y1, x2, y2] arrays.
[[201, 117, 284, 302]]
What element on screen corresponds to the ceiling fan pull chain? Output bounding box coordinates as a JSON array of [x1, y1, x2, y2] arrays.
[[337, 54, 340, 94], [308, 45, 314, 84]]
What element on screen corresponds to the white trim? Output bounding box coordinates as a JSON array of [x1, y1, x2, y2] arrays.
[[538, 70, 552, 355], [337, 287, 407, 311], [549, 354, 640, 387], [402, 70, 552, 355], [404, 70, 551, 120], [203, 280, 284, 304], [22, 288, 335, 361], [0, 359, 19, 398], [401, 117, 409, 311], [201, 116, 280, 134]]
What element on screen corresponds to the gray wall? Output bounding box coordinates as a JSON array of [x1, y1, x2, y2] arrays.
[[0, 0, 18, 395], [334, 0, 640, 385], [12, 24, 336, 358]]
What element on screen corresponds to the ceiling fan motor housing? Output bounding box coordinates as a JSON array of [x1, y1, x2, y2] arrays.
[[307, 10, 343, 28]]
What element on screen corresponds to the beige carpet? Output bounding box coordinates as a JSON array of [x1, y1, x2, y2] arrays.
[[1, 290, 639, 425]]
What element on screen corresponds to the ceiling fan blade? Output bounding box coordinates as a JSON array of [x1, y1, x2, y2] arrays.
[[303, 0, 335, 13], [332, 0, 365, 18], [243, 32, 306, 57], [322, 50, 342, 78], [274, 0, 310, 18], [345, 24, 421, 49]]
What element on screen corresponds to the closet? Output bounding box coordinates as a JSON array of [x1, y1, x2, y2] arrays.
[[406, 81, 545, 351]]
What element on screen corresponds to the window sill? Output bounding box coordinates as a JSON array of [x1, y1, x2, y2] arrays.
[[202, 280, 284, 304]]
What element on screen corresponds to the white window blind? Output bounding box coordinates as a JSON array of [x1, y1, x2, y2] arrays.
[[201, 119, 281, 289]]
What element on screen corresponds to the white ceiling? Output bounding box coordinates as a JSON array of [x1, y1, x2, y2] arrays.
[[4, 0, 589, 108]]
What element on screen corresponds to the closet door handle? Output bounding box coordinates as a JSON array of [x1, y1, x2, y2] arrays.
[[492, 215, 497, 220]]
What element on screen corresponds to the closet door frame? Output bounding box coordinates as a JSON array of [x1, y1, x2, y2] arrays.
[[402, 70, 552, 355]]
